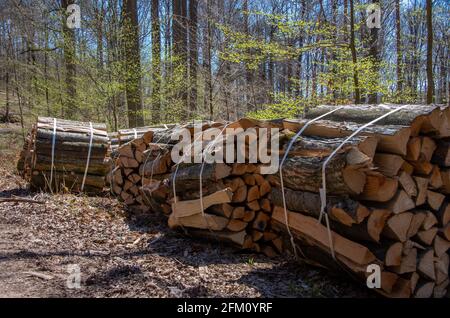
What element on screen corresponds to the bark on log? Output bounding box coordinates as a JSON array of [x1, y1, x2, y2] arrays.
[[283, 119, 411, 156], [36, 128, 109, 144], [33, 157, 109, 175], [305, 104, 443, 136], [281, 134, 377, 161], [268, 152, 368, 195], [38, 117, 107, 130], [170, 163, 232, 193], [31, 172, 104, 192], [270, 187, 369, 226]]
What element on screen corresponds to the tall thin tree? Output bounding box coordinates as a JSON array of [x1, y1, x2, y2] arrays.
[[395, 0, 403, 99], [368, 0, 380, 104], [61, 0, 77, 117], [426, 0, 434, 104], [205, 0, 213, 120], [152, 0, 161, 123], [122, 0, 144, 127], [349, 0, 361, 104], [189, 0, 198, 113], [173, 0, 188, 114]]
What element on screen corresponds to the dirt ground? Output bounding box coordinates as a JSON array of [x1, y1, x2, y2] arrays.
[[0, 122, 371, 298]]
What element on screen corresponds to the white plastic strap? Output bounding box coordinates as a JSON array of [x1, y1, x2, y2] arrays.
[[199, 124, 229, 233], [278, 107, 344, 258], [139, 126, 176, 203], [81, 122, 94, 192], [318, 105, 409, 260], [142, 127, 173, 183], [49, 118, 57, 192], [133, 128, 138, 139], [172, 130, 205, 205], [171, 130, 205, 235]]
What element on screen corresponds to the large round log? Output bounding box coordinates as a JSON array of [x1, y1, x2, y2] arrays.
[[31, 171, 105, 192], [305, 104, 443, 135], [36, 128, 109, 144], [283, 119, 411, 156], [35, 139, 109, 154], [169, 163, 232, 193], [267, 152, 366, 195], [33, 155, 109, 174], [280, 134, 378, 160], [38, 117, 107, 129]]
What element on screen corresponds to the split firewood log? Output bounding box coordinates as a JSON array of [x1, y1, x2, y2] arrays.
[[432, 140, 450, 166], [414, 280, 435, 298], [271, 206, 376, 266], [171, 188, 233, 218], [382, 212, 414, 242]]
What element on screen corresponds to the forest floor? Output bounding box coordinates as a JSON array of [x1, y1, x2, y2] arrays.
[[0, 94, 372, 298]]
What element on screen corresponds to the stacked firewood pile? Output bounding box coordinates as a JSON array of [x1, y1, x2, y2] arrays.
[[111, 119, 284, 254], [109, 123, 212, 208], [269, 104, 450, 298], [111, 104, 450, 298], [109, 127, 172, 208], [17, 117, 110, 193]]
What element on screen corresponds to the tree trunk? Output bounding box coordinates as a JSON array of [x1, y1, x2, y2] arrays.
[[206, 0, 213, 120], [368, 0, 380, 104], [438, 45, 447, 104], [295, 0, 306, 99], [243, 0, 253, 112], [122, 0, 145, 127], [96, 1, 105, 69], [152, 0, 161, 123], [61, 0, 77, 117], [5, 71, 9, 123], [189, 0, 198, 114], [395, 0, 403, 99], [173, 0, 188, 114], [13, 60, 25, 138], [349, 0, 361, 104], [44, 26, 50, 116], [426, 0, 434, 104]]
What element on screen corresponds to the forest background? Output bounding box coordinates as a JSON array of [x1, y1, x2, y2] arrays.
[[0, 0, 448, 131]]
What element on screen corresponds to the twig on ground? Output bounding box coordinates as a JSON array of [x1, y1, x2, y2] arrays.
[[23, 271, 54, 280], [0, 197, 45, 204]]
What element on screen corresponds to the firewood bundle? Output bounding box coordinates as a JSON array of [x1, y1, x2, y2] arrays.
[[111, 104, 450, 298], [111, 120, 284, 254], [109, 125, 180, 208], [269, 104, 450, 298], [18, 117, 110, 193]]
